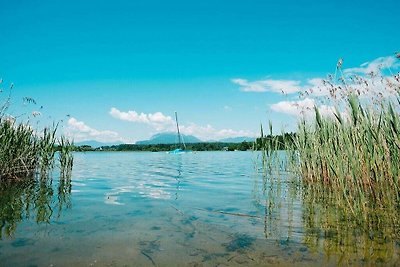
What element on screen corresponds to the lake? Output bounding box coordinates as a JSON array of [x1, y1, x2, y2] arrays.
[[0, 151, 399, 266]]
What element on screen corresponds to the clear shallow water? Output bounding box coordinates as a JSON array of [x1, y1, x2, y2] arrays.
[[1, 151, 399, 266]]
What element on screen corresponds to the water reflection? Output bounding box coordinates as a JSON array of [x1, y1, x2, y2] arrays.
[[173, 158, 183, 200], [301, 186, 400, 265], [2, 151, 398, 266], [255, 164, 400, 265], [252, 155, 300, 241], [0, 174, 72, 239]]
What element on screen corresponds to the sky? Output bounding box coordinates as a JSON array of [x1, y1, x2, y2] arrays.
[[1, 0, 399, 143]]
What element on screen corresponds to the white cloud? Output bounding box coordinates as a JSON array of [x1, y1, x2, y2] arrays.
[[344, 56, 399, 75], [234, 56, 400, 100], [232, 77, 334, 96], [271, 98, 336, 119], [65, 117, 122, 143], [234, 55, 400, 123], [232, 78, 303, 94], [271, 98, 315, 117], [179, 123, 256, 141], [110, 108, 255, 141], [223, 105, 232, 111], [109, 108, 174, 131]]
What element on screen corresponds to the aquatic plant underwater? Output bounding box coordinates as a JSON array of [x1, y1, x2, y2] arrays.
[[258, 55, 400, 263]]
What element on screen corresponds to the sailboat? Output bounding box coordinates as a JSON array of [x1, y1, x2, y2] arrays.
[[168, 112, 191, 154]]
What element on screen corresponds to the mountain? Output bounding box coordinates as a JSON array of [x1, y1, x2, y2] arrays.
[[218, 137, 256, 143], [136, 132, 202, 145], [74, 140, 123, 148]]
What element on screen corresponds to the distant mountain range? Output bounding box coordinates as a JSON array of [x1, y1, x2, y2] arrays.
[[218, 137, 256, 143], [136, 132, 202, 145], [74, 134, 256, 147], [135, 133, 255, 145]]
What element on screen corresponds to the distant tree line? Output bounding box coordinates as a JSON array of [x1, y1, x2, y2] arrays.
[[71, 133, 296, 152], [72, 142, 253, 152]]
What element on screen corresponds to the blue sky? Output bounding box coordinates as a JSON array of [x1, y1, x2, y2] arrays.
[[1, 0, 399, 143]]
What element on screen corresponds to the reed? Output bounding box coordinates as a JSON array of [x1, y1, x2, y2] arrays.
[[58, 136, 74, 178], [295, 94, 400, 232], [0, 83, 74, 181], [260, 57, 400, 235]]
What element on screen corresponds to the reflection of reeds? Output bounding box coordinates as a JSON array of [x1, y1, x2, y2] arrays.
[[0, 174, 72, 238], [0, 180, 35, 238], [302, 185, 399, 265]]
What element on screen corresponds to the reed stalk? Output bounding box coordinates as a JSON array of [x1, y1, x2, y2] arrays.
[[0, 83, 74, 181], [260, 57, 400, 237]]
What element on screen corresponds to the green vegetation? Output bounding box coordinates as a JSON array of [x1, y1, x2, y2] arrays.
[[296, 94, 400, 219], [0, 83, 74, 181], [58, 136, 74, 177], [72, 141, 255, 152], [295, 95, 400, 235], [259, 59, 400, 261]]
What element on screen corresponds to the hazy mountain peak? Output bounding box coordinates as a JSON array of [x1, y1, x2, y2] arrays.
[[136, 132, 202, 145]]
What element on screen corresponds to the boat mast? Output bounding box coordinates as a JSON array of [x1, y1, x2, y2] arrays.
[[175, 112, 186, 149]]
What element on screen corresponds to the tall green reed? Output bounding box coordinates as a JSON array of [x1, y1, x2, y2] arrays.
[[260, 56, 400, 237], [295, 94, 400, 231], [58, 136, 74, 178], [0, 81, 74, 181]]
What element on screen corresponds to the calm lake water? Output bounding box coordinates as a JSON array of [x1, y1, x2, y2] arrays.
[[1, 151, 399, 266]]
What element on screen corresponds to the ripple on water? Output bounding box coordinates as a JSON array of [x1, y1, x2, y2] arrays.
[[1, 151, 399, 266], [11, 238, 35, 248]]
